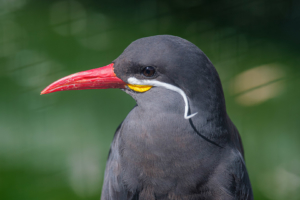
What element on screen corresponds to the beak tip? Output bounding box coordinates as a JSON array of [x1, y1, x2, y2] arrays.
[[40, 88, 50, 95]]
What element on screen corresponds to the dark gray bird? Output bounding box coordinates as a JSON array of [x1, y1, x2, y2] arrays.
[[41, 35, 253, 200]]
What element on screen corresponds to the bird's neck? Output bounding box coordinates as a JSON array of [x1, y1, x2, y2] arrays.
[[189, 87, 229, 145], [131, 87, 229, 145]]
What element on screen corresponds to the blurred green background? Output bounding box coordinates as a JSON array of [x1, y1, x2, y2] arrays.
[[1, 0, 300, 199]]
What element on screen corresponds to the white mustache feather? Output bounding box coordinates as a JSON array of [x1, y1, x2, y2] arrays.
[[128, 77, 197, 119]]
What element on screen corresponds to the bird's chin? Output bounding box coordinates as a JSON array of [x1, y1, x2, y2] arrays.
[[121, 86, 154, 101]]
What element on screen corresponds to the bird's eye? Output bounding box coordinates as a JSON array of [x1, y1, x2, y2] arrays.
[[142, 66, 155, 77]]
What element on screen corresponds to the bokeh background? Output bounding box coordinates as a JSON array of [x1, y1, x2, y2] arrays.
[[1, 0, 300, 199]]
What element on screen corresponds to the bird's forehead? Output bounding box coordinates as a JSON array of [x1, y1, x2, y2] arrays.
[[127, 40, 175, 56], [118, 38, 184, 66]]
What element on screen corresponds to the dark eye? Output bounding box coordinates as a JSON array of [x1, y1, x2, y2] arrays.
[[142, 66, 155, 77]]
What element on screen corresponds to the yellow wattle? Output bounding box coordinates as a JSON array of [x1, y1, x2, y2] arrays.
[[127, 84, 152, 92]]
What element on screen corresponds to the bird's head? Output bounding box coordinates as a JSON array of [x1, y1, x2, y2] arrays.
[[41, 35, 226, 119]]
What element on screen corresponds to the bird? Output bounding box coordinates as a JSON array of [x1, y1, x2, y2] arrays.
[[41, 35, 253, 200]]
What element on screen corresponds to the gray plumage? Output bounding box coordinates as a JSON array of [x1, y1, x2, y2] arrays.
[[101, 35, 253, 200]]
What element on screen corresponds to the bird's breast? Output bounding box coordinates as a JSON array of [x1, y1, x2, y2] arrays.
[[116, 107, 221, 193]]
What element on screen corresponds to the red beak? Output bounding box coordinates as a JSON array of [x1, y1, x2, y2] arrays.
[[41, 63, 126, 95]]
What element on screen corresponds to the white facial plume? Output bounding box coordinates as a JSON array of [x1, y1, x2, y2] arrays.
[[128, 77, 198, 119]]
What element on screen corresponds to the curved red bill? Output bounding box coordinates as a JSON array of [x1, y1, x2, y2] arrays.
[[41, 63, 126, 95]]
